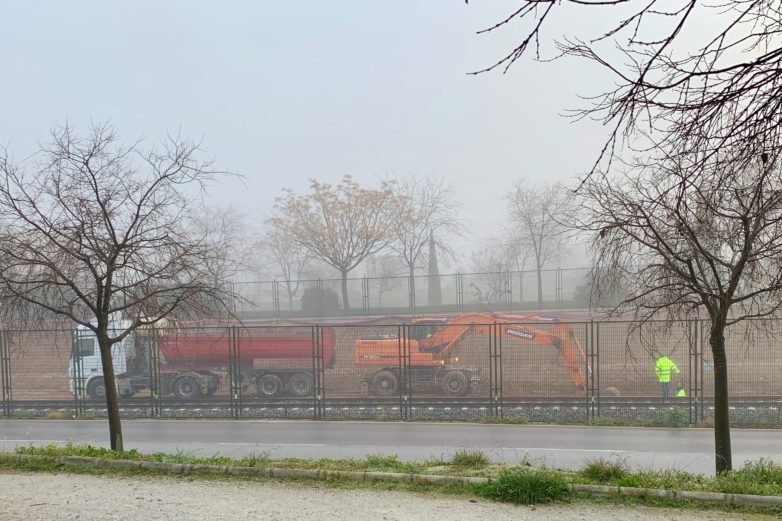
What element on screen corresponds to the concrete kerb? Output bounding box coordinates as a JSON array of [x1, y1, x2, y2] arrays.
[[3, 453, 782, 509]]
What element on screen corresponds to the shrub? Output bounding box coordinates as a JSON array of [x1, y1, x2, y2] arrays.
[[580, 458, 628, 483], [450, 449, 490, 468], [663, 408, 688, 428], [300, 286, 340, 316], [475, 470, 570, 504]]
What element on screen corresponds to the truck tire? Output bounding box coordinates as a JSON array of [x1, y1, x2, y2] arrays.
[[256, 374, 283, 398], [173, 376, 201, 400], [287, 372, 314, 397], [442, 371, 469, 396], [87, 378, 106, 401], [371, 370, 398, 396]]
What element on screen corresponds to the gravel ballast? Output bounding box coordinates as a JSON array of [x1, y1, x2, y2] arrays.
[[1, 472, 779, 521]]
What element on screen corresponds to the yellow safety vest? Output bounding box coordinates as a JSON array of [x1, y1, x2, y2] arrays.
[[655, 356, 680, 383]]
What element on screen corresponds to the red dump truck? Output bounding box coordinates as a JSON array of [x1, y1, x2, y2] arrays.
[[69, 323, 337, 400]]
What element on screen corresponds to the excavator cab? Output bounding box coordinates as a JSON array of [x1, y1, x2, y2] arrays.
[[408, 320, 444, 340], [409, 319, 448, 353]]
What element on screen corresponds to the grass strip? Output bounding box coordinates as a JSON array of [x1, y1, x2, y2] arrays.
[[4, 444, 782, 512]]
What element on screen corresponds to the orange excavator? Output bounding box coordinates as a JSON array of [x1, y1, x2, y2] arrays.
[[355, 313, 588, 397]]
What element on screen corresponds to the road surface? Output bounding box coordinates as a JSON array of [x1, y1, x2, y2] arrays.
[[1, 420, 780, 475]]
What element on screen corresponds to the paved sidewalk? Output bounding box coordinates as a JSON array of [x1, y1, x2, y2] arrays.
[[0, 472, 777, 521]]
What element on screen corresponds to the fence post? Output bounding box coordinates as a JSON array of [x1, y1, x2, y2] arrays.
[[556, 268, 564, 308], [317, 279, 325, 318], [1, 331, 12, 417], [312, 325, 326, 420], [362, 277, 370, 315], [688, 319, 705, 424], [489, 323, 503, 419], [586, 321, 600, 420], [70, 329, 85, 418], [504, 271, 513, 311], [148, 328, 162, 418], [456, 273, 464, 312], [398, 325, 411, 421], [228, 326, 242, 419], [272, 281, 281, 317]]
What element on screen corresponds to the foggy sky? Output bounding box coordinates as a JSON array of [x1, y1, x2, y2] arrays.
[[1, 1, 607, 267]]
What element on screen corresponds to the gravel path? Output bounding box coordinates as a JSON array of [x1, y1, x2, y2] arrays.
[[0, 472, 776, 521]]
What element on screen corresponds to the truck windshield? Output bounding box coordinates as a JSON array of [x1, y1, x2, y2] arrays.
[[74, 337, 95, 357]]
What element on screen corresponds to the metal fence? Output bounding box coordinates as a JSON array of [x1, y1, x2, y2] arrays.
[[1, 319, 780, 426], [228, 268, 594, 318]]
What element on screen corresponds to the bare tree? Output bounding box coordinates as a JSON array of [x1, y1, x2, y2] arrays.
[[0, 123, 232, 451], [468, 239, 516, 305], [271, 176, 398, 309], [190, 205, 250, 290], [388, 176, 462, 309], [579, 147, 782, 474], [507, 181, 573, 309], [471, 1, 782, 177], [365, 253, 403, 308], [258, 222, 311, 311]]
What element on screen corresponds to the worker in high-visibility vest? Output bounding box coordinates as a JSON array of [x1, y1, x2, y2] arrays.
[[675, 382, 686, 398], [654, 353, 680, 400]]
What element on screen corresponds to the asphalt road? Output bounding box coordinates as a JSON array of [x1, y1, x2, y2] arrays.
[[1, 420, 780, 475]]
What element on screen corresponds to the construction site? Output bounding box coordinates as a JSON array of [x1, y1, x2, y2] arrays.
[[2, 312, 780, 426]]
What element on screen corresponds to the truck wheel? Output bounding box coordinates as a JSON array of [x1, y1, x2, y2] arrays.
[[256, 374, 283, 398], [173, 376, 201, 400], [442, 371, 469, 396], [372, 370, 398, 396], [87, 378, 106, 401], [287, 372, 314, 397]]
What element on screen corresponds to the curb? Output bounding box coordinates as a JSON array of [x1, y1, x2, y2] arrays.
[[3, 453, 781, 508]]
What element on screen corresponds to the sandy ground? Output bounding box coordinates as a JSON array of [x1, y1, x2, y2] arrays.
[[0, 472, 777, 521]]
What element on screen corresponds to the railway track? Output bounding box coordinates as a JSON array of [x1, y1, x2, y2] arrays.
[[8, 396, 782, 411]]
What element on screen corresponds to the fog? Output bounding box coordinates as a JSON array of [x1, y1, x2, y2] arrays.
[[0, 1, 610, 270]]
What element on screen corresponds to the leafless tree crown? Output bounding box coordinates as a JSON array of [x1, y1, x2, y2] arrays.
[[0, 123, 234, 337], [473, 1, 782, 175]]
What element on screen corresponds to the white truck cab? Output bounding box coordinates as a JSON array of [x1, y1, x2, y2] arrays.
[[68, 322, 133, 400]]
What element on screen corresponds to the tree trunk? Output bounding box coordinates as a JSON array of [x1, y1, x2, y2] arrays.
[[98, 335, 124, 452], [409, 265, 416, 311], [341, 270, 350, 310], [427, 230, 442, 306], [536, 264, 543, 310], [710, 321, 732, 474], [286, 283, 294, 311]]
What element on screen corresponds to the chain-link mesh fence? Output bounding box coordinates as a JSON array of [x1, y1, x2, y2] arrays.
[[1, 318, 779, 426]]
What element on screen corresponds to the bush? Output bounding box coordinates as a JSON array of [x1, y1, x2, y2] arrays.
[[300, 286, 340, 316], [663, 408, 688, 428], [450, 449, 490, 468], [580, 458, 628, 483], [475, 470, 570, 504]]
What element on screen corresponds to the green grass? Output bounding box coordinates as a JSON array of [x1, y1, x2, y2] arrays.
[[479, 414, 527, 425], [580, 457, 629, 483], [475, 469, 571, 504], [7, 443, 782, 506], [450, 449, 491, 468]]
